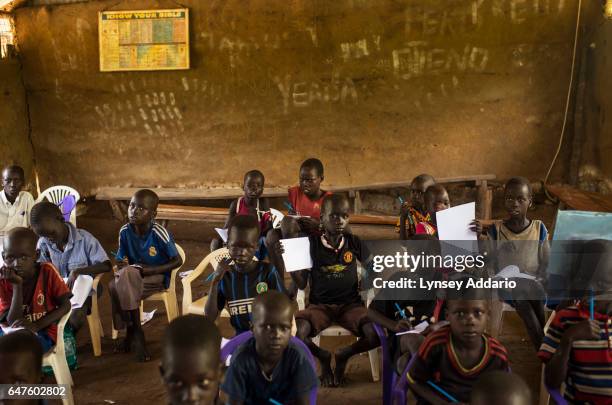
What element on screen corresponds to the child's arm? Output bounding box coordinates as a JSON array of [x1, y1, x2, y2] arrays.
[[289, 270, 308, 290], [1, 268, 25, 326], [204, 259, 231, 321], [544, 319, 600, 389], [223, 200, 238, 229], [67, 234, 112, 286], [29, 296, 70, 333], [537, 238, 550, 282], [399, 203, 410, 240], [367, 303, 411, 333], [139, 255, 182, 277]]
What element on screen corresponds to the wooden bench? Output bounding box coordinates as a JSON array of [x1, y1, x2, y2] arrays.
[[94, 174, 495, 222], [154, 204, 398, 226], [546, 184, 612, 213]]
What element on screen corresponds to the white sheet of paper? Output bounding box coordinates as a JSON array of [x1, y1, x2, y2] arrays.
[[179, 270, 194, 278], [494, 265, 536, 280], [436, 202, 477, 241], [395, 321, 429, 336], [269, 208, 285, 229], [69, 275, 94, 309], [280, 237, 313, 272], [215, 228, 228, 243], [0, 325, 24, 335], [141, 309, 156, 325]]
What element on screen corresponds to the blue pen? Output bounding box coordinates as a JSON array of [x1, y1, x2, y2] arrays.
[[395, 303, 408, 320], [269, 399, 282, 405], [205, 272, 215, 282], [398, 196, 405, 205], [590, 288, 595, 320], [283, 201, 294, 212], [427, 381, 459, 403]]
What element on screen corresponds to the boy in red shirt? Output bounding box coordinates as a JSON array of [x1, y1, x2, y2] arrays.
[[266, 158, 331, 278], [0, 227, 71, 352]]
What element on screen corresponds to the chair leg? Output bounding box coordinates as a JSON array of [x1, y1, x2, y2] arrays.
[[163, 294, 178, 323], [368, 347, 381, 382], [61, 385, 75, 405], [50, 353, 74, 387], [111, 319, 119, 340], [539, 365, 550, 405], [86, 314, 102, 357], [98, 318, 104, 337]]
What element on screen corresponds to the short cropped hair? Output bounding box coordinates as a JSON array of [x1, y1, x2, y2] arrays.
[[162, 314, 221, 359], [5, 227, 38, 250], [252, 290, 293, 323], [0, 330, 43, 370], [2, 165, 25, 179], [300, 158, 324, 177], [321, 193, 349, 214], [413, 174, 435, 185], [244, 170, 265, 184], [134, 189, 160, 209], [30, 201, 63, 227], [227, 214, 259, 239], [505, 176, 532, 196]]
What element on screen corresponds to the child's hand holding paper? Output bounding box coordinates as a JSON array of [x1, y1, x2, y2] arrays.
[[280, 237, 313, 272]]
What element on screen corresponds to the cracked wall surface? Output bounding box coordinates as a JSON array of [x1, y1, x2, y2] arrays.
[[13, 0, 580, 194]]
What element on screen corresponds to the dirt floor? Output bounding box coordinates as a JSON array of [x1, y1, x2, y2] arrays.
[[41, 199, 558, 405]]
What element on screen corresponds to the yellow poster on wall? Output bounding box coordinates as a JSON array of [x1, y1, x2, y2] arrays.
[[98, 9, 189, 72]]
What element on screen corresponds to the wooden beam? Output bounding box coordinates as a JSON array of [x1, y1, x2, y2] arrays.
[[546, 185, 612, 213]]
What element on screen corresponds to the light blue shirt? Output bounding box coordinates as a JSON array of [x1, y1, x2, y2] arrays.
[[37, 222, 110, 278]]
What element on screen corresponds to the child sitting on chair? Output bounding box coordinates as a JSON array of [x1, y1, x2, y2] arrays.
[[539, 239, 612, 404], [415, 185, 450, 237], [472, 177, 549, 349], [407, 274, 509, 405], [221, 291, 318, 405], [108, 189, 182, 362], [290, 194, 379, 387], [160, 314, 223, 405], [211, 170, 272, 262], [0, 228, 71, 353], [397, 174, 436, 240], [206, 215, 285, 336], [0, 166, 35, 254], [266, 158, 331, 276], [30, 201, 111, 336], [0, 330, 45, 404]]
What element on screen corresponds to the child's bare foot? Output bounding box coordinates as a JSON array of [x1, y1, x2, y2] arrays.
[[318, 350, 334, 387], [132, 330, 151, 362], [334, 348, 351, 387]]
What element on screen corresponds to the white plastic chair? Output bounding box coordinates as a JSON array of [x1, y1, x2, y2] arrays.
[[111, 244, 186, 339], [181, 248, 236, 318], [296, 265, 381, 382], [38, 186, 80, 226], [85, 274, 105, 357], [42, 309, 75, 405]]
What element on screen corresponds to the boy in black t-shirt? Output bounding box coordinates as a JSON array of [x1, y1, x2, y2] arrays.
[[206, 215, 285, 335], [291, 194, 379, 387], [221, 291, 318, 405]]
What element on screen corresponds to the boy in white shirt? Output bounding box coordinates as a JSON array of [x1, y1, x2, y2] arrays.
[[0, 166, 35, 260]]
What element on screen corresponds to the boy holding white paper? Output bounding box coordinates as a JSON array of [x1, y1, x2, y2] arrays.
[[205, 215, 285, 336], [291, 194, 379, 387], [30, 201, 111, 336]]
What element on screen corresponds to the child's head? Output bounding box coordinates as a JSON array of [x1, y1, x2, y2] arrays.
[[424, 184, 450, 216], [128, 189, 159, 226], [1, 165, 25, 201], [320, 194, 350, 237], [30, 201, 66, 245], [503, 177, 532, 219], [243, 170, 265, 201], [160, 315, 222, 405], [299, 158, 324, 198], [227, 215, 260, 268], [251, 291, 293, 360], [2, 227, 39, 280], [410, 174, 436, 211], [471, 371, 531, 405], [445, 274, 489, 344], [0, 331, 43, 391]]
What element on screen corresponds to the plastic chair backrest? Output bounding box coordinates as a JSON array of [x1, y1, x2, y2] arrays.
[[220, 331, 318, 405], [39, 186, 80, 225], [166, 243, 185, 292], [53, 308, 72, 355]]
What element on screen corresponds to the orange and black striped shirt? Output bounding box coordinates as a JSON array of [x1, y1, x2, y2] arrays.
[[407, 324, 509, 403]]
